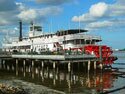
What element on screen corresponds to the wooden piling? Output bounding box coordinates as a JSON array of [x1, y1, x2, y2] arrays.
[[42, 61, 44, 68], [88, 60, 91, 71], [100, 64, 103, 70], [2, 60, 5, 69], [32, 60, 34, 67], [53, 61, 56, 69], [31, 60, 35, 79], [0, 59, 2, 69], [23, 60, 26, 66], [68, 61, 71, 72], [16, 59, 18, 76], [23, 60, 26, 77], [94, 61, 96, 70]]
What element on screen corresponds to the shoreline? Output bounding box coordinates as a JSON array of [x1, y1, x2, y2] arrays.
[[0, 83, 28, 94], [0, 80, 65, 94]]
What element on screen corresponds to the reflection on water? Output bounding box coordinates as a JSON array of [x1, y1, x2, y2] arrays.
[[0, 60, 119, 94]]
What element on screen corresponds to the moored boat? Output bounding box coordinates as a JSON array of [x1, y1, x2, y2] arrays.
[[2, 21, 117, 65]]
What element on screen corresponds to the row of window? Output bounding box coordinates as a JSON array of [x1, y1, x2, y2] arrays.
[[63, 39, 95, 44]]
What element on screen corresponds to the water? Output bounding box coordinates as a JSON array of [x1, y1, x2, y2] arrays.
[[0, 51, 125, 94]]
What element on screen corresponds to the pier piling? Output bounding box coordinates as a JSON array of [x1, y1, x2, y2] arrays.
[[2, 60, 5, 69], [42, 61, 44, 68], [94, 61, 96, 70], [68, 61, 71, 72], [88, 60, 91, 71], [56, 63, 59, 74], [16, 59, 18, 65], [23, 60, 26, 77], [100, 63, 103, 70], [0, 60, 3, 68], [53, 61, 56, 69], [16, 59, 18, 76], [31, 60, 35, 79], [32, 60, 34, 67]]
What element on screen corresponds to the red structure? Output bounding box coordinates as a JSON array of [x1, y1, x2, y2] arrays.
[[84, 45, 116, 65]]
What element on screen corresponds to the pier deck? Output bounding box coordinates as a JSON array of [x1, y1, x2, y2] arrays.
[[0, 53, 103, 72], [0, 54, 12, 59], [11, 54, 97, 61]]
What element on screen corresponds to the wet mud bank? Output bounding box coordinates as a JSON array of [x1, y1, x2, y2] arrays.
[[0, 80, 65, 94]]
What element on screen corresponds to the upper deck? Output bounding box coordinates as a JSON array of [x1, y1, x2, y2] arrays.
[[56, 29, 88, 36]]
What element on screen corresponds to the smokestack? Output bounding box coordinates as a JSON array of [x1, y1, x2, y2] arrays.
[[19, 20, 22, 41]]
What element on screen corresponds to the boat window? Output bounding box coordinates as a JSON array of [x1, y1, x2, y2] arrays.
[[81, 39, 85, 44], [47, 35, 49, 38], [86, 40, 91, 44], [51, 34, 53, 38], [76, 39, 80, 44], [20, 45, 31, 49], [34, 26, 42, 31], [63, 40, 74, 44]]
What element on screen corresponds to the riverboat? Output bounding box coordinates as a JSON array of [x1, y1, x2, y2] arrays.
[[2, 21, 117, 65]]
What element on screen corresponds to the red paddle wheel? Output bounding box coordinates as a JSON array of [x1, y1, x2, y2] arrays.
[[84, 45, 116, 65]]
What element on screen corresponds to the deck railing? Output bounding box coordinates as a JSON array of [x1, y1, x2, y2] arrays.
[[11, 49, 86, 56]]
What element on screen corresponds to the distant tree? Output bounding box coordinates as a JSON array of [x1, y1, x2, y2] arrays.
[[119, 48, 125, 51]]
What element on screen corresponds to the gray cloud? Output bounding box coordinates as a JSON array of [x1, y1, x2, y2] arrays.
[[86, 21, 113, 30], [117, 0, 125, 5], [36, 0, 71, 5], [0, 11, 19, 25], [109, 2, 125, 16], [85, 18, 125, 31], [0, 0, 17, 11], [0, 0, 19, 25]]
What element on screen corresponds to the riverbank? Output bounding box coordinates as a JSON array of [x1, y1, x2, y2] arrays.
[[0, 79, 65, 94], [0, 83, 28, 94]]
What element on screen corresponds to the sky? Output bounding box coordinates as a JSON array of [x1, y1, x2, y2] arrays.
[[0, 0, 125, 49]]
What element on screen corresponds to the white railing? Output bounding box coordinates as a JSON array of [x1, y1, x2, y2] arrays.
[[58, 34, 101, 41]]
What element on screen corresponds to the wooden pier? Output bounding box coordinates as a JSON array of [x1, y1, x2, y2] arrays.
[[11, 54, 97, 61], [0, 53, 101, 72], [0, 54, 12, 59]]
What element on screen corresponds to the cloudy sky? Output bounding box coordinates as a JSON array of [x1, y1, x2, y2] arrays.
[[0, 0, 125, 49]]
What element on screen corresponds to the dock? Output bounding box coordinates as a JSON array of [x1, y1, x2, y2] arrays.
[[0, 52, 100, 72], [11, 54, 97, 61], [0, 52, 12, 59]]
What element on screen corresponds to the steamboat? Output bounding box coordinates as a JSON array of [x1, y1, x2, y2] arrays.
[[2, 21, 117, 65]]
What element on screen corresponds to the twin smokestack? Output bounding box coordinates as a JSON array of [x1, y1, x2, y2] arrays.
[[19, 21, 22, 41]]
